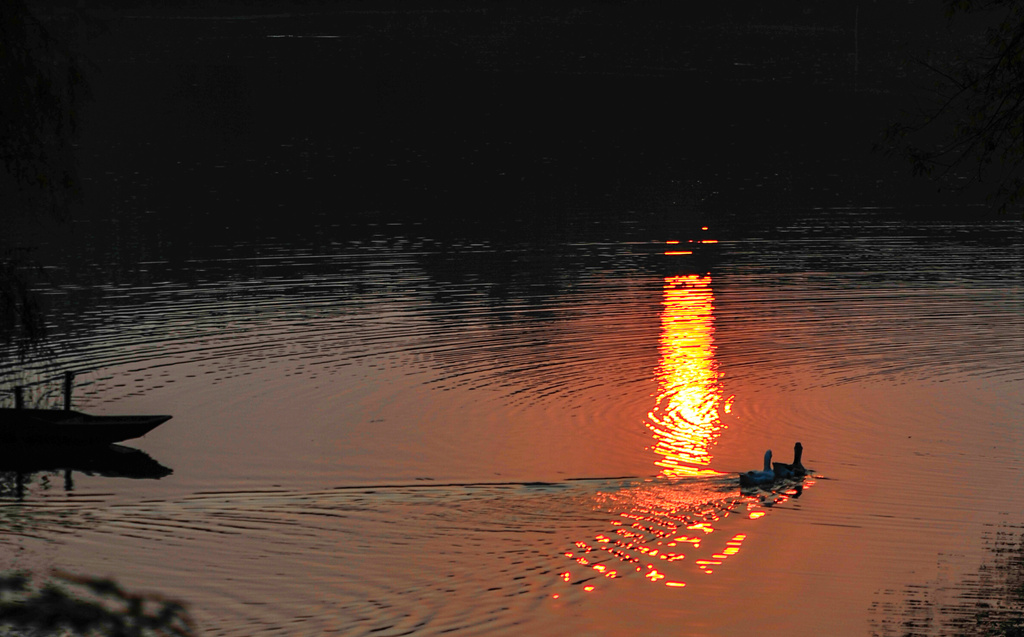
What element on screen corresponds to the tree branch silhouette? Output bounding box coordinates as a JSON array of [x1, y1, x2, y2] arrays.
[[882, 0, 1024, 212], [0, 571, 196, 637]]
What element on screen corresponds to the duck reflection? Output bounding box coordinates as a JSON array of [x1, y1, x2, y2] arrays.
[[0, 444, 172, 500], [645, 274, 727, 477]]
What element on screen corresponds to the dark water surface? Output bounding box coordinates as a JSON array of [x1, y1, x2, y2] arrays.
[[3, 3, 1024, 635], [3, 208, 1020, 635]]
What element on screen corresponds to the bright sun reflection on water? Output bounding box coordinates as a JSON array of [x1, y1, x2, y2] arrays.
[[555, 270, 795, 594], [646, 274, 728, 477]]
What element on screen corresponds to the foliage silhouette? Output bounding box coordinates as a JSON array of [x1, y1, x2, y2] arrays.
[[883, 0, 1024, 212], [0, 571, 195, 637], [0, 0, 90, 362], [0, 256, 46, 360]]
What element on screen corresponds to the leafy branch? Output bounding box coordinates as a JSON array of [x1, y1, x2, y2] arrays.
[[882, 0, 1024, 212], [0, 571, 196, 637]]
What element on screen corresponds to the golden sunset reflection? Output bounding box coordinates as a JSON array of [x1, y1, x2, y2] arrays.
[[553, 271, 806, 594], [557, 483, 771, 592], [646, 274, 727, 477]]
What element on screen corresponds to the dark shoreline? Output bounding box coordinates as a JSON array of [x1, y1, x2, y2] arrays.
[[18, 0, 1007, 239]]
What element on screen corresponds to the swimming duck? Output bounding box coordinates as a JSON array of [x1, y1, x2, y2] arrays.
[[772, 442, 807, 478], [739, 450, 775, 487]]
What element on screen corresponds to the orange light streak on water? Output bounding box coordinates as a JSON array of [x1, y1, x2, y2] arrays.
[[555, 273, 785, 592], [646, 275, 727, 477]]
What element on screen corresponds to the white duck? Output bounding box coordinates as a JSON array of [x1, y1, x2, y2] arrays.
[[739, 450, 775, 487]]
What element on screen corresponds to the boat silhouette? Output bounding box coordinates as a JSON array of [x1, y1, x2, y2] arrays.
[[0, 408, 171, 445]]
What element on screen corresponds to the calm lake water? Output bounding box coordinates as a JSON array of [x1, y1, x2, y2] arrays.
[[2, 4, 1024, 636]]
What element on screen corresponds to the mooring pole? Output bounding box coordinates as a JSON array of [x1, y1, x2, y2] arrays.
[[14, 387, 24, 410], [63, 371, 75, 411]]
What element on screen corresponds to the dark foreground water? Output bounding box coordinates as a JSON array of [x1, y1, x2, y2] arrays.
[[2, 3, 1024, 635]]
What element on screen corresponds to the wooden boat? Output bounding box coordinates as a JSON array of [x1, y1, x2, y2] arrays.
[[0, 408, 171, 445]]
